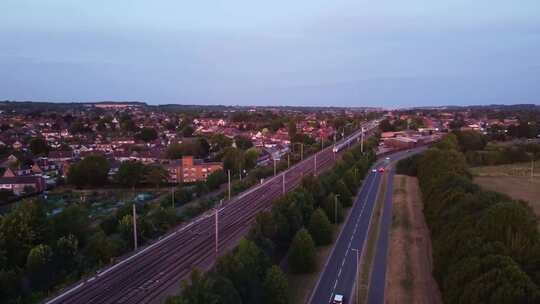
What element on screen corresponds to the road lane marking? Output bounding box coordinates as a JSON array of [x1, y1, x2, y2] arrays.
[[329, 173, 379, 301]]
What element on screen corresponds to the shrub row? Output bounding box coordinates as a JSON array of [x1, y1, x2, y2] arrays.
[[406, 133, 540, 303]]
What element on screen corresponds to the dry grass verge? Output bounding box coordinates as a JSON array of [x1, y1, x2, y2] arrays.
[[385, 175, 442, 304]]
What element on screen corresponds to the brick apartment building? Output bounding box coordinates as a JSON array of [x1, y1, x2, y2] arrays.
[[167, 156, 223, 184]]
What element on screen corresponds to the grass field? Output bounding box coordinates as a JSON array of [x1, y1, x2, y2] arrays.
[[471, 162, 540, 218], [470, 161, 538, 178]]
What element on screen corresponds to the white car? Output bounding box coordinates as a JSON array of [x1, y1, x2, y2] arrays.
[[385, 157, 390, 160], [371, 169, 377, 173], [333, 294, 344, 304]]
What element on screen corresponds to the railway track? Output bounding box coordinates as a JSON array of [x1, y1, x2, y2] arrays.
[[46, 124, 376, 304]]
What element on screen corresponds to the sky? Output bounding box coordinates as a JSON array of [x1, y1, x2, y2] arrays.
[[1, 1, 539, 108]]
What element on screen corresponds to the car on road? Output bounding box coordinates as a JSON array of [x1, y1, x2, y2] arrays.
[[332, 294, 344, 304], [371, 169, 377, 173], [385, 157, 390, 160], [378, 167, 385, 173]]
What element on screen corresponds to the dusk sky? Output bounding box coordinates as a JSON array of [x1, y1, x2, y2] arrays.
[[1, 1, 539, 107]]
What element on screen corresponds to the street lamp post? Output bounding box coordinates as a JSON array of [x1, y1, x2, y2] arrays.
[[282, 173, 286, 195], [361, 127, 365, 153], [334, 194, 340, 224], [288, 153, 290, 169], [132, 204, 138, 251], [228, 170, 231, 201], [532, 157, 535, 181], [314, 153, 317, 176], [171, 186, 175, 209]]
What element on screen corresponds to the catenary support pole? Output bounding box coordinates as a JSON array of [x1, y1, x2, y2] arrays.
[[171, 186, 175, 208], [228, 170, 231, 201], [215, 208, 219, 255], [282, 173, 286, 194], [132, 204, 138, 251]]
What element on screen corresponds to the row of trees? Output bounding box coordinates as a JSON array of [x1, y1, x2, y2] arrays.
[[379, 117, 425, 132], [166, 135, 379, 304], [67, 156, 169, 189], [0, 196, 185, 303], [399, 133, 540, 303]]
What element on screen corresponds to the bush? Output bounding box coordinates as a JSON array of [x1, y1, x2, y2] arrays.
[[308, 209, 333, 246], [67, 155, 110, 188], [206, 170, 227, 190], [288, 228, 316, 273], [322, 193, 344, 224], [415, 134, 540, 303], [395, 154, 422, 176]]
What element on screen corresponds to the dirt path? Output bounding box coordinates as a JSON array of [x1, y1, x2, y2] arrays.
[[385, 175, 442, 304]]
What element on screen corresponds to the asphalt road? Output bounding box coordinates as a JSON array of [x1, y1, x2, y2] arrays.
[[44, 123, 378, 304], [366, 147, 426, 304], [308, 147, 425, 304]]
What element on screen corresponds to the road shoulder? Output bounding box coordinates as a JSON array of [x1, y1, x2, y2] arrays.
[[385, 175, 442, 304]]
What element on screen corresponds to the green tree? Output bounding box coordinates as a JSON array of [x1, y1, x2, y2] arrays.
[[244, 148, 259, 170], [118, 214, 134, 241], [26, 244, 53, 289], [434, 133, 459, 150], [52, 204, 90, 245], [222, 147, 244, 173], [459, 255, 540, 304], [179, 269, 217, 304], [301, 174, 325, 203], [322, 193, 344, 224], [379, 119, 395, 132], [166, 140, 206, 159], [343, 169, 359, 193], [144, 165, 168, 189], [208, 274, 242, 304], [181, 125, 195, 137], [234, 135, 253, 150], [454, 130, 487, 152], [287, 120, 297, 139], [120, 117, 138, 133], [206, 170, 227, 190], [67, 155, 110, 188], [135, 127, 158, 142], [115, 161, 147, 188], [216, 239, 269, 302], [477, 201, 539, 260], [0, 201, 50, 267], [248, 212, 277, 257], [209, 133, 232, 151], [55, 234, 79, 272], [28, 137, 50, 156], [0, 268, 20, 301], [84, 229, 121, 265], [263, 265, 289, 304], [308, 208, 333, 246], [335, 179, 353, 207], [288, 228, 316, 273]]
